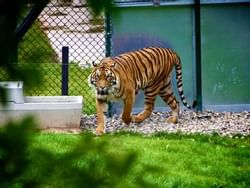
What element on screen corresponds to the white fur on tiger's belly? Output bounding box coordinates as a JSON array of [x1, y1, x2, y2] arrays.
[[96, 94, 108, 101]]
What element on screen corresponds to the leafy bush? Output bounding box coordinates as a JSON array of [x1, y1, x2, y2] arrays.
[[0, 117, 38, 186]]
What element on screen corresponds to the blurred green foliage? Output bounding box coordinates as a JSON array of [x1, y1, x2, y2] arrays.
[[0, 116, 38, 186], [25, 134, 138, 187], [0, 119, 147, 187]]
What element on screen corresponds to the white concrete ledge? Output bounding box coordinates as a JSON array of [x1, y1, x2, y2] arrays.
[[0, 96, 83, 129]]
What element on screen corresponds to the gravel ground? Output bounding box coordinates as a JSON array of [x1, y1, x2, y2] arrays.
[[80, 111, 250, 137]]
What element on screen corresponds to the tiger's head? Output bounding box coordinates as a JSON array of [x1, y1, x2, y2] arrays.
[[89, 58, 119, 101]]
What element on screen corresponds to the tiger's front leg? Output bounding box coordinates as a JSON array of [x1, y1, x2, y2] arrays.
[[121, 92, 135, 125], [95, 99, 108, 135]]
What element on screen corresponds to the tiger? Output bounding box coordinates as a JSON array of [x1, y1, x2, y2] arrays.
[[89, 47, 196, 135]]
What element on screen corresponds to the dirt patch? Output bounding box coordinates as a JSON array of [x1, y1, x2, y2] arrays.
[[42, 127, 83, 134]]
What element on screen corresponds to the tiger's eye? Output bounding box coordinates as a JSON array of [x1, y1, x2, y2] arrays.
[[107, 76, 112, 81]]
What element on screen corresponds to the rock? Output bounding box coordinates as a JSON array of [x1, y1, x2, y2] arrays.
[[80, 111, 250, 137]]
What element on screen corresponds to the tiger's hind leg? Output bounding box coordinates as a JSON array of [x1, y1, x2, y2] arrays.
[[160, 79, 179, 124], [132, 85, 161, 123], [132, 101, 155, 123]]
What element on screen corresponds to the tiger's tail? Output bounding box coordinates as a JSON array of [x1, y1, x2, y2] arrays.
[[174, 54, 197, 109]]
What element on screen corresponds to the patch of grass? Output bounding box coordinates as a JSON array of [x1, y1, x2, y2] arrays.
[[86, 26, 105, 33], [26, 132, 250, 187], [18, 20, 59, 64], [89, 16, 105, 26]]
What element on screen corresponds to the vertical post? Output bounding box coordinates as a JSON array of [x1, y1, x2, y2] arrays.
[[62, 46, 69, 96], [105, 12, 113, 117], [105, 12, 111, 57], [194, 0, 202, 111], [15, 1, 49, 44]]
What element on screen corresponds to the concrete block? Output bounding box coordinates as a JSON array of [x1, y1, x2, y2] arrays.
[[0, 96, 83, 129]]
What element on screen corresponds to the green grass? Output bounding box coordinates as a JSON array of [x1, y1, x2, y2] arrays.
[[23, 63, 95, 114], [18, 20, 59, 64], [25, 132, 250, 187]]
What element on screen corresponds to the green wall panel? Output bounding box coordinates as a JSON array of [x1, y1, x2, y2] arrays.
[[201, 4, 250, 106], [111, 6, 195, 111], [110, 3, 250, 112]]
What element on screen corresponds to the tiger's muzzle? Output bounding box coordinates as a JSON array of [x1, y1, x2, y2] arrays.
[[97, 87, 108, 95]]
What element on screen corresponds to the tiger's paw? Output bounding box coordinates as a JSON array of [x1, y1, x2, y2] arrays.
[[122, 116, 132, 125], [166, 116, 178, 124], [95, 127, 106, 136], [132, 114, 144, 123]]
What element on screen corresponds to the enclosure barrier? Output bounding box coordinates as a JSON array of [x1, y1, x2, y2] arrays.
[[1, 0, 249, 115]]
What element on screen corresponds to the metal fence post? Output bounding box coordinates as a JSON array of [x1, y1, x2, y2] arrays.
[[194, 0, 202, 111], [62, 46, 69, 96], [105, 12, 114, 117], [105, 12, 112, 57]]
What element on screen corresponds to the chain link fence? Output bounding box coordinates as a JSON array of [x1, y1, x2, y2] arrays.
[[0, 0, 108, 114], [0, 0, 171, 114]]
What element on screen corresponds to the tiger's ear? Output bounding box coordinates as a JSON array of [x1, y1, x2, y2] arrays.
[[110, 62, 116, 68], [92, 61, 98, 67]]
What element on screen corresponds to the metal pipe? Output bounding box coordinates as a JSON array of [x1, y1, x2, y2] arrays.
[[105, 12, 114, 117], [194, 0, 202, 111], [105, 12, 112, 57], [62, 46, 69, 96]]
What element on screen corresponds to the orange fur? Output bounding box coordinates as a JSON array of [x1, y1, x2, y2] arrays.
[[89, 47, 194, 135]]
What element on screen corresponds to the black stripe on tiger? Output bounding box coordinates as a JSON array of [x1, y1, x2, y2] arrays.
[[129, 53, 146, 84]]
